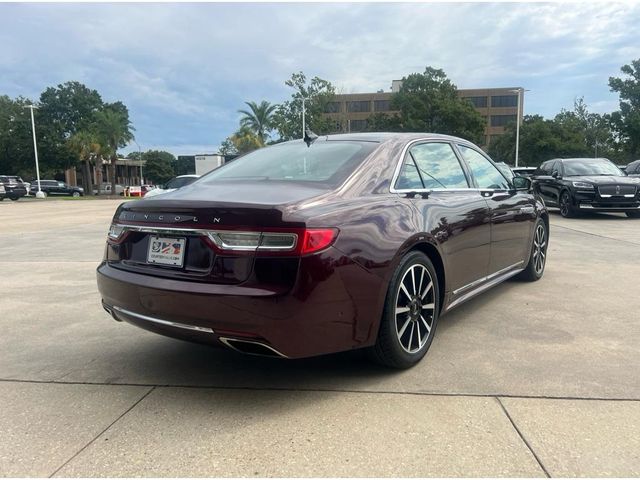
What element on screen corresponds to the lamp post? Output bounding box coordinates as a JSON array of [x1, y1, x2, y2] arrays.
[[301, 97, 307, 139], [508, 88, 529, 168], [23, 104, 45, 199], [132, 139, 142, 185]]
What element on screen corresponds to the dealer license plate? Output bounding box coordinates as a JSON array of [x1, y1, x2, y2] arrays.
[[147, 236, 186, 266]]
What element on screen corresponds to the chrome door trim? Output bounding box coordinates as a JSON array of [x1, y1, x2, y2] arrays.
[[111, 305, 215, 333], [452, 260, 525, 296]]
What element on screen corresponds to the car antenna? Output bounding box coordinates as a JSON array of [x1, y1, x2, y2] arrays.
[[304, 128, 318, 147]]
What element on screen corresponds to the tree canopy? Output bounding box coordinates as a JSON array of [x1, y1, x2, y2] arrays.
[[609, 59, 640, 159]]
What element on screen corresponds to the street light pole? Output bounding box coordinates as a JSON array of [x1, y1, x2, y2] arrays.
[[509, 88, 529, 168], [301, 97, 307, 139], [133, 140, 142, 185], [24, 105, 45, 199]]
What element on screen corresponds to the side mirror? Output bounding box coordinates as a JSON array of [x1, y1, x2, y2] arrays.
[[513, 176, 531, 191], [551, 170, 560, 179]]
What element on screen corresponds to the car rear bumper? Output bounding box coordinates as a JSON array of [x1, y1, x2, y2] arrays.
[[96, 247, 385, 358]]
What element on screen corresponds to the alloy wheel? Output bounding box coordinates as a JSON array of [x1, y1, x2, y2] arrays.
[[394, 264, 435, 354], [532, 223, 546, 275], [560, 193, 570, 217]]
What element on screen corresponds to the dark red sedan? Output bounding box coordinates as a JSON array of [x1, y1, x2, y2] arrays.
[[97, 133, 548, 368]]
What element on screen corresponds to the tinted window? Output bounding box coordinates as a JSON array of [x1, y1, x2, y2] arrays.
[[374, 100, 391, 112], [490, 115, 517, 127], [563, 159, 623, 176], [410, 143, 469, 189], [199, 141, 377, 187], [396, 161, 423, 190], [324, 102, 341, 113], [166, 177, 198, 189], [466, 96, 488, 108], [458, 145, 510, 189], [349, 119, 368, 132], [347, 101, 370, 113], [491, 95, 518, 107]]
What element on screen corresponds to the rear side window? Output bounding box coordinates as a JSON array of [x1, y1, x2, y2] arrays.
[[396, 142, 469, 190], [457, 145, 510, 190], [199, 141, 377, 187]]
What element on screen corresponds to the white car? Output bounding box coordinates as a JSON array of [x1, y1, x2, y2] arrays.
[[144, 175, 200, 198]]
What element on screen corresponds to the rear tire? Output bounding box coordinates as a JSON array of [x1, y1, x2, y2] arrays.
[[517, 218, 548, 281], [10, 197, 19, 201], [369, 251, 440, 369], [625, 211, 640, 218]]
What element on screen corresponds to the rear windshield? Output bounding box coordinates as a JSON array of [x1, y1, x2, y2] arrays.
[[166, 177, 198, 189], [198, 140, 378, 187]]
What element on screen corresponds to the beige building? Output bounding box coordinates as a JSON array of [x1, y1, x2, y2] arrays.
[[323, 81, 524, 149]]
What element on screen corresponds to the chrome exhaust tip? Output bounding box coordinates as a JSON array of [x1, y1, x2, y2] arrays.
[[219, 337, 288, 358]]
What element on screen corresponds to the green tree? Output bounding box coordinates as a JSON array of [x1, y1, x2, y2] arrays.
[[142, 150, 175, 184], [68, 130, 102, 195], [94, 103, 134, 194], [228, 125, 263, 154], [218, 137, 238, 156], [0, 95, 36, 178], [238, 100, 277, 142], [37, 81, 104, 172], [365, 112, 402, 132], [272, 72, 336, 140], [609, 58, 640, 159], [390, 67, 485, 143]]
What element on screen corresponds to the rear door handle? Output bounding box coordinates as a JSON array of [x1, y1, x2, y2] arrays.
[[480, 190, 494, 198]]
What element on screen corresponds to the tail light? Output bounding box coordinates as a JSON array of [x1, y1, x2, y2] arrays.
[[107, 223, 338, 256], [206, 228, 338, 256]]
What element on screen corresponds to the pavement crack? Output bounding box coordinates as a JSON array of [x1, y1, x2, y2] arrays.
[[496, 396, 550, 478], [47, 385, 156, 478]]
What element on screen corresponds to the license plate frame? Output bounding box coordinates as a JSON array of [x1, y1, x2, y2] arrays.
[[147, 236, 186, 267]]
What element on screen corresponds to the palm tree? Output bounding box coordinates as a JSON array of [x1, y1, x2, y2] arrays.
[[238, 100, 277, 142], [68, 130, 101, 195], [94, 105, 134, 195]]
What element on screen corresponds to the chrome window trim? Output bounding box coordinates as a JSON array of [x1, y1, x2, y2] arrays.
[[390, 139, 477, 194]]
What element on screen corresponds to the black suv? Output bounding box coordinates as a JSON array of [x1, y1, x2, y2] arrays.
[[0, 175, 28, 201], [30, 180, 84, 197], [532, 158, 640, 218]]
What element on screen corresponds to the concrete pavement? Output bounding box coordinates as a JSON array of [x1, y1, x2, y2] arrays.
[[0, 199, 639, 476]]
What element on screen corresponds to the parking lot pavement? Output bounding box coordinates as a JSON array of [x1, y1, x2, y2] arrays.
[[1, 199, 639, 476]]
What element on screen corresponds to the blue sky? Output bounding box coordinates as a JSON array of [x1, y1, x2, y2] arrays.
[[1, 2, 639, 155]]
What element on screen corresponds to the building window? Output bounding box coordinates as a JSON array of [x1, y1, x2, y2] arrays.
[[347, 101, 371, 113], [466, 96, 488, 108], [324, 102, 342, 113], [374, 100, 391, 112], [349, 119, 368, 131], [491, 95, 518, 108], [490, 115, 517, 127]]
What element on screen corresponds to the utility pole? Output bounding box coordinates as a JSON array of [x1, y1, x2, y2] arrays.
[[301, 97, 307, 139], [509, 88, 529, 168], [24, 105, 45, 199], [133, 140, 143, 185]]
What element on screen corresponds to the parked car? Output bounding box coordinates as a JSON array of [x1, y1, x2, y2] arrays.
[[531, 157, 640, 218], [0, 175, 28, 201], [512, 167, 537, 178], [625, 159, 640, 177], [143, 175, 200, 198], [93, 183, 125, 195], [98, 132, 548, 368], [30, 180, 84, 197], [121, 185, 155, 197]]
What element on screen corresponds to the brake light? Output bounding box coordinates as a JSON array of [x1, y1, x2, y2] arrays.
[[301, 228, 338, 255]]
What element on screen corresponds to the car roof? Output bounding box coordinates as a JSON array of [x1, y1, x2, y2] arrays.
[[176, 174, 200, 178], [321, 132, 475, 144], [552, 157, 612, 163]]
